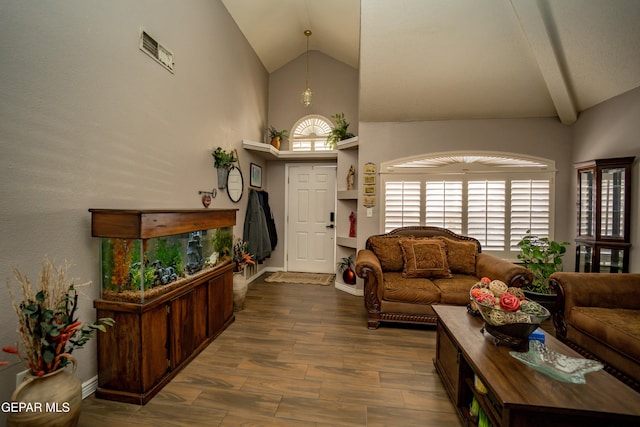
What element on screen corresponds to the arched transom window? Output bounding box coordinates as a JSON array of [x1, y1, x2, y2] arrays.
[[290, 115, 333, 152], [381, 151, 556, 260]]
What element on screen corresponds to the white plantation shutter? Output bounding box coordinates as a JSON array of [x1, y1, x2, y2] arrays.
[[510, 180, 550, 249], [425, 181, 463, 234], [381, 153, 555, 258], [384, 181, 421, 232], [291, 115, 333, 152], [468, 181, 505, 251], [291, 141, 312, 151]]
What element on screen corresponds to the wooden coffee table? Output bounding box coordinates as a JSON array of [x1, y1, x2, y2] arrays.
[[433, 305, 640, 427]]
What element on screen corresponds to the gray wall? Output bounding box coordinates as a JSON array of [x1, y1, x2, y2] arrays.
[[260, 51, 359, 268], [573, 86, 640, 272], [268, 50, 359, 149], [0, 0, 268, 412]]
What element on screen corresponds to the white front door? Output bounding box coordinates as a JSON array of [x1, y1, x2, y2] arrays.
[[286, 164, 336, 273]]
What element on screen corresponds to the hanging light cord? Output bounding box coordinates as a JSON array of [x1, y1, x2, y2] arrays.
[[304, 30, 311, 89]]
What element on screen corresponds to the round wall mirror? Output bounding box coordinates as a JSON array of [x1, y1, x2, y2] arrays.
[[226, 166, 244, 203]]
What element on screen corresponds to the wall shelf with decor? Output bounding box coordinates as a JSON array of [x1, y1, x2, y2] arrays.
[[335, 137, 362, 296], [336, 136, 359, 150], [242, 139, 337, 161], [338, 190, 358, 200], [336, 236, 357, 248]]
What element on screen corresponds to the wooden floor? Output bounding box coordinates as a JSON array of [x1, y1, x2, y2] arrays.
[[78, 275, 461, 426]]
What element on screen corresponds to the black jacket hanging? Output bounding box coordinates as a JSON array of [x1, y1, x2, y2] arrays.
[[243, 189, 272, 262], [257, 190, 278, 250]]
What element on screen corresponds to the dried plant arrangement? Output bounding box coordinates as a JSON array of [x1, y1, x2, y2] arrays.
[[2, 258, 114, 376]]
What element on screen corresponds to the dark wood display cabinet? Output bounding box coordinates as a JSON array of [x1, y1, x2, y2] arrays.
[[89, 209, 237, 405], [574, 157, 634, 273]]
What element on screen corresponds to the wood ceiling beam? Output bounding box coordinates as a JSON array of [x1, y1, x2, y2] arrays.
[[510, 0, 577, 125]]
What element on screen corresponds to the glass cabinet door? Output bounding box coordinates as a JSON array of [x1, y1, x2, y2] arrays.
[[576, 245, 593, 272], [578, 168, 595, 237], [598, 247, 625, 273], [600, 167, 626, 239]]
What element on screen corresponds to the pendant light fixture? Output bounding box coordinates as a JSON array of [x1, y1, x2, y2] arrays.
[[301, 29, 312, 107]]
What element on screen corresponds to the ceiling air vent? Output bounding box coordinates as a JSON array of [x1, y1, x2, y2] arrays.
[[139, 29, 174, 73]]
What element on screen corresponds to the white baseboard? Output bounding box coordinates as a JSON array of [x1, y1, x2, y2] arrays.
[[335, 281, 364, 296], [243, 264, 281, 283], [82, 375, 98, 399]]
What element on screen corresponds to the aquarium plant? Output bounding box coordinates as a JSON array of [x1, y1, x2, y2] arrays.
[[213, 227, 233, 259]]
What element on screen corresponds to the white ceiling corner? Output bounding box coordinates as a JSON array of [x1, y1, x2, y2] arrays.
[[223, 0, 640, 124]]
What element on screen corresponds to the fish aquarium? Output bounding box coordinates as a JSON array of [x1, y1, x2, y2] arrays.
[[90, 209, 237, 303]]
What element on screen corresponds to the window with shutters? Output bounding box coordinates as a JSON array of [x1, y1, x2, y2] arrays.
[[381, 152, 556, 259], [290, 115, 333, 152]]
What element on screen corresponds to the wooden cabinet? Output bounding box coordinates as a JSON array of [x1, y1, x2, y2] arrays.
[[90, 209, 236, 404], [209, 268, 233, 335], [94, 262, 234, 405], [574, 157, 634, 273], [169, 283, 208, 369], [435, 321, 463, 406]]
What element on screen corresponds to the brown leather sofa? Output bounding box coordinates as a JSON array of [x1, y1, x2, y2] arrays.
[[551, 272, 640, 391], [355, 226, 532, 329]]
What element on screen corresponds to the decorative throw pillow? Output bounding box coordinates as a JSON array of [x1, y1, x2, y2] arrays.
[[436, 237, 478, 276], [368, 235, 408, 271], [399, 238, 451, 279]]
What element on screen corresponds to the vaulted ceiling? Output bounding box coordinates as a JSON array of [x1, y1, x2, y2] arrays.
[[222, 0, 640, 125]]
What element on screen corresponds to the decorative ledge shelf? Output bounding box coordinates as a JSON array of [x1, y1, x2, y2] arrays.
[[336, 236, 357, 248], [335, 280, 363, 296], [337, 136, 359, 150], [243, 140, 338, 161], [337, 190, 358, 200]]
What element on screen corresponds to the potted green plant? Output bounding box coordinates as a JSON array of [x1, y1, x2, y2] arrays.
[[326, 113, 355, 149], [267, 126, 288, 150], [337, 255, 356, 285], [517, 230, 569, 311], [1, 258, 114, 426], [212, 147, 237, 189]]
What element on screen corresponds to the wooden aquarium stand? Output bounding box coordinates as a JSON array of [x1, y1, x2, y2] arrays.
[[90, 209, 237, 405]]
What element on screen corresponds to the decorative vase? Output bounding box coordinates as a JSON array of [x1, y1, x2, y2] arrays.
[[342, 266, 356, 285], [7, 357, 82, 427], [270, 136, 280, 150], [233, 272, 248, 311], [216, 167, 228, 189]]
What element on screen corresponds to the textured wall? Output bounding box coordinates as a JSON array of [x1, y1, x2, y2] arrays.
[[573, 86, 640, 272], [0, 0, 268, 412], [356, 117, 574, 263], [261, 51, 359, 269], [268, 50, 359, 149]]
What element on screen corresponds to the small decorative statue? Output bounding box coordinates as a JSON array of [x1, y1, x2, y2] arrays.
[[349, 211, 356, 238], [347, 165, 355, 191], [186, 232, 204, 274]]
